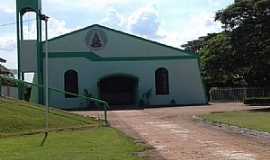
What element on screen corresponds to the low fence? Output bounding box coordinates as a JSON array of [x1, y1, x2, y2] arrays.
[[1, 85, 18, 98], [209, 87, 270, 102], [0, 76, 109, 124]]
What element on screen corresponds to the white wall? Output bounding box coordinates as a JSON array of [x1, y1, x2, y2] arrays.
[[1, 86, 18, 98], [46, 57, 207, 109]]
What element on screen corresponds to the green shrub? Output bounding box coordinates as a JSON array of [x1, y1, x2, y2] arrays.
[[138, 99, 145, 106], [170, 99, 176, 105], [244, 97, 270, 106]]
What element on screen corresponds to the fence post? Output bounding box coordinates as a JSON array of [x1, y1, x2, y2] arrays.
[[209, 89, 213, 102], [104, 104, 108, 125], [18, 82, 22, 100], [102, 102, 108, 126], [244, 88, 247, 100]]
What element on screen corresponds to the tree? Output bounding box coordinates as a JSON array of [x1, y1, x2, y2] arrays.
[[200, 32, 242, 87], [216, 0, 270, 87], [181, 33, 218, 54], [182, 0, 270, 87]]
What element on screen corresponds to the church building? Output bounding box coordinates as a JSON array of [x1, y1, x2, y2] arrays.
[[44, 24, 207, 109], [15, 0, 207, 110]]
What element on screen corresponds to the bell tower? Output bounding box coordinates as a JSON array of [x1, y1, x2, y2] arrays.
[[16, 0, 44, 104]]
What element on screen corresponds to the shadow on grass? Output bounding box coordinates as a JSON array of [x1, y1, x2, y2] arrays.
[[250, 107, 270, 112], [40, 132, 48, 146], [66, 103, 210, 111]]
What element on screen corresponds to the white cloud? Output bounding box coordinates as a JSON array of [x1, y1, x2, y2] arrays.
[[207, 0, 231, 7], [99, 3, 165, 40], [22, 16, 75, 40], [100, 9, 125, 29], [158, 12, 222, 48], [47, 18, 74, 38], [0, 36, 17, 69], [123, 3, 220, 48], [181, 12, 222, 42], [99, 3, 222, 48], [0, 36, 16, 51], [127, 3, 163, 39], [159, 31, 181, 48], [45, 0, 129, 10], [0, 17, 76, 69], [0, 3, 15, 14]]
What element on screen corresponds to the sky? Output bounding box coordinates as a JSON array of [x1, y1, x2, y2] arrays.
[[0, 0, 234, 69]]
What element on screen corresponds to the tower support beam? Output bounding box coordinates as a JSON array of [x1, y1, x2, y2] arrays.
[[16, 0, 44, 104]]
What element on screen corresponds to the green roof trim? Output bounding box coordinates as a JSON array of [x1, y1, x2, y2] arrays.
[[46, 52, 198, 61], [44, 24, 196, 56]]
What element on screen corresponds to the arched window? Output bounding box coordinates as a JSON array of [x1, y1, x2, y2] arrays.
[[155, 68, 169, 95], [64, 70, 78, 98]]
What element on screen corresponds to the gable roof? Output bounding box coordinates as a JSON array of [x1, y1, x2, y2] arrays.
[[0, 64, 11, 74], [46, 24, 196, 56], [0, 57, 6, 63]]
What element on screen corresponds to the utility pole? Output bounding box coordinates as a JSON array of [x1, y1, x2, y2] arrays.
[[44, 15, 49, 135], [40, 14, 49, 145]]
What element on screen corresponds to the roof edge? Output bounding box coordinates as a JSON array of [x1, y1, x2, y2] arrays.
[[0, 57, 6, 63], [45, 24, 197, 56]]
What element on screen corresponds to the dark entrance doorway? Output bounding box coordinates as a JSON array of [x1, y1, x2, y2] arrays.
[[99, 75, 138, 106]]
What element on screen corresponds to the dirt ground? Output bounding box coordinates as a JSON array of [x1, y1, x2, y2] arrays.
[[75, 103, 270, 160]]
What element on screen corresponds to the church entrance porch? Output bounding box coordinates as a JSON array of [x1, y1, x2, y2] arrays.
[[98, 75, 138, 106]]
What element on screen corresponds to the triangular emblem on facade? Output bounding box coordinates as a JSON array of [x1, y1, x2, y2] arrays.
[[85, 29, 107, 51], [91, 33, 102, 48]]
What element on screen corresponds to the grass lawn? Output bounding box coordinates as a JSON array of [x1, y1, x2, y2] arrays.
[[0, 97, 146, 160], [0, 98, 98, 136], [202, 110, 270, 133], [0, 128, 145, 160]]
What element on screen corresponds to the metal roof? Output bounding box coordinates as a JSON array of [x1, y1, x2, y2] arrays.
[[0, 57, 6, 63], [0, 64, 11, 74]]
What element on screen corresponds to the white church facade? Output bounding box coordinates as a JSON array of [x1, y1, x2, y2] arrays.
[[43, 24, 207, 109]]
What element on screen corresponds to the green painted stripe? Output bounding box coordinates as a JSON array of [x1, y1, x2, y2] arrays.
[[48, 52, 100, 59], [45, 52, 198, 61]]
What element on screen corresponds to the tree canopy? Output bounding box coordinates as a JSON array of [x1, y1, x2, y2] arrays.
[[182, 0, 270, 88]]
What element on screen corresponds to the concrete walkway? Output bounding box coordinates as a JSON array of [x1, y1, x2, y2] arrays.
[[75, 103, 270, 160]]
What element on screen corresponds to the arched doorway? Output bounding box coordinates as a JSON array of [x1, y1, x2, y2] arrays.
[[98, 75, 138, 105]]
